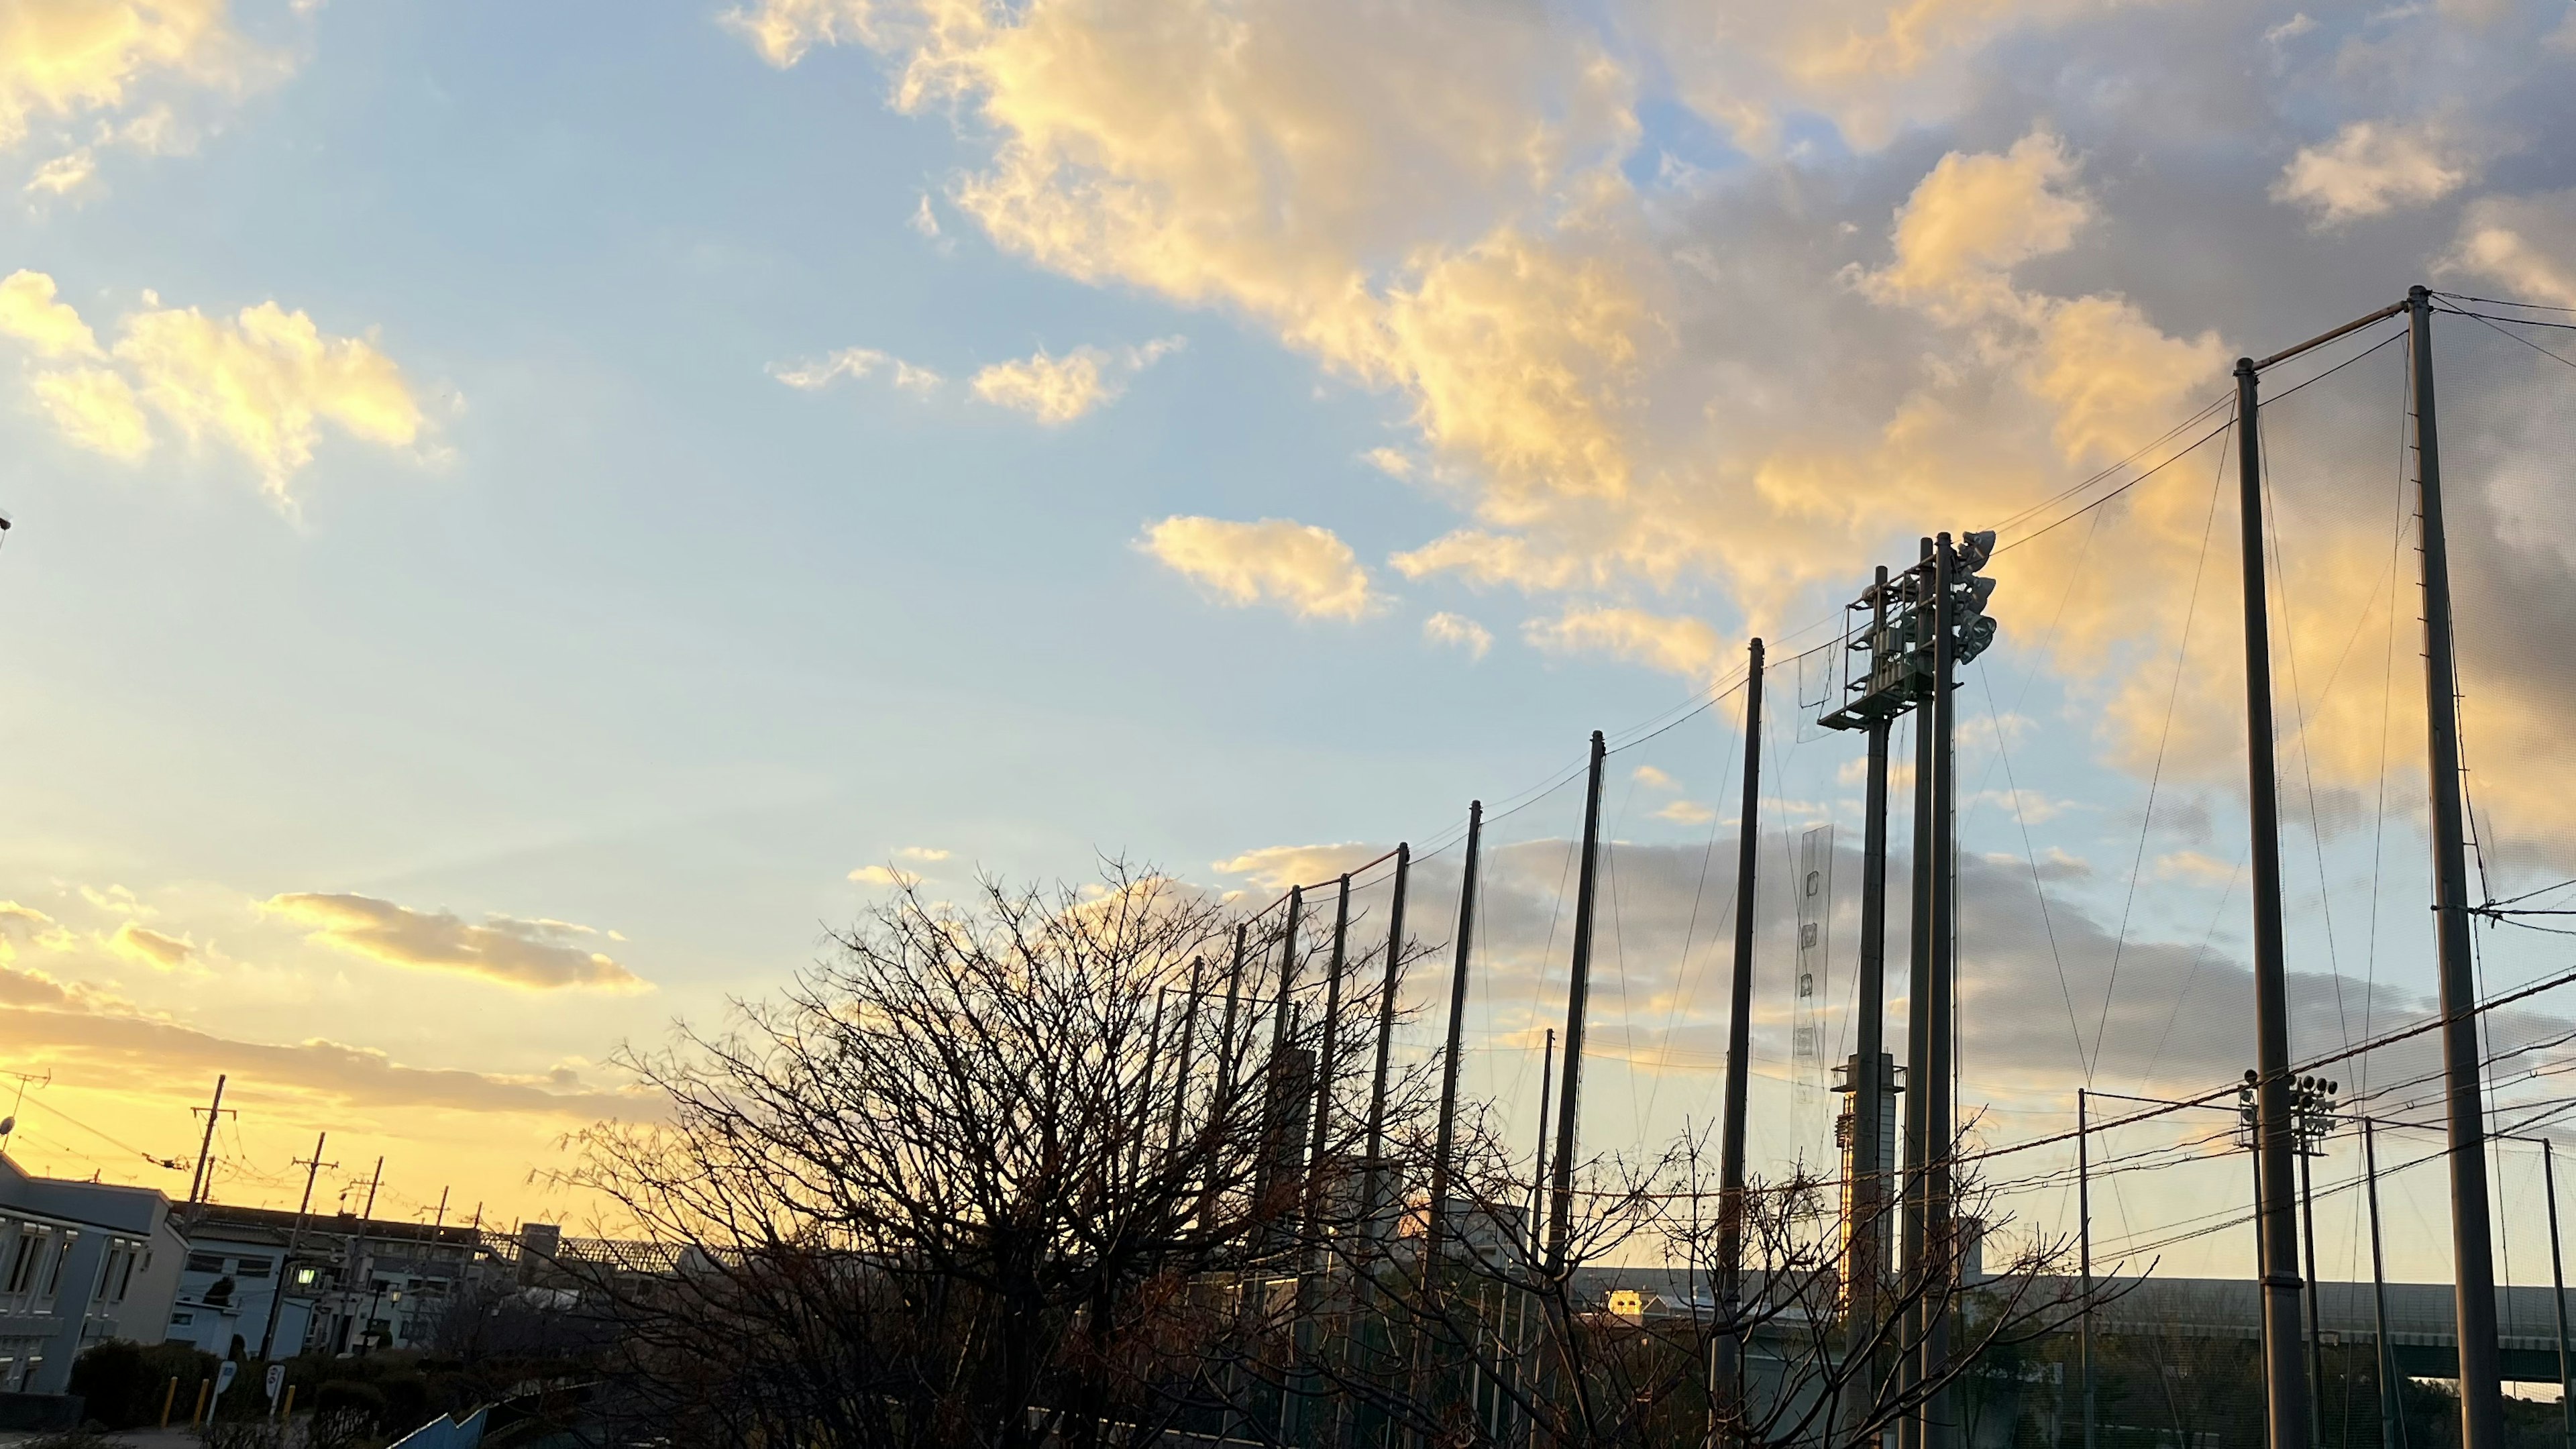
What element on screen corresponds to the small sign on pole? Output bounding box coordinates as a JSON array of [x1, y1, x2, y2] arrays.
[[214, 1360, 237, 1400]]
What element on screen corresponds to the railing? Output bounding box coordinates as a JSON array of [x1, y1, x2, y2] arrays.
[[388, 1405, 488, 1449]]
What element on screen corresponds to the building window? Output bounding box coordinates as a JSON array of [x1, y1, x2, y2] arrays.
[[7, 1233, 46, 1295], [170, 1312, 193, 1326], [39, 1236, 73, 1298], [235, 1256, 272, 1279], [96, 1248, 127, 1304], [184, 1252, 225, 1275]]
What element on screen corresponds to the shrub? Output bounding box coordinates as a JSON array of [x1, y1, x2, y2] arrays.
[[64, 1340, 221, 1430]]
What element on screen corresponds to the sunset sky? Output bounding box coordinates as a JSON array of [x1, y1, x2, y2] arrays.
[[4, 0, 2576, 1284]]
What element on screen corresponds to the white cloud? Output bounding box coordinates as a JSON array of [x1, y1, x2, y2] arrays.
[[1141, 515, 1381, 621], [2444, 191, 2576, 309], [260, 893, 643, 991], [768, 345, 943, 395], [848, 865, 920, 887], [894, 845, 950, 861], [2274, 118, 2481, 223], [969, 337, 1181, 423], [23, 146, 93, 196], [1631, 765, 1676, 790], [1421, 610, 1491, 659], [1654, 799, 1716, 824]]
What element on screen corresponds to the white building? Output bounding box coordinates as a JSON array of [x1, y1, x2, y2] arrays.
[[166, 1206, 492, 1358], [0, 1154, 185, 1393]]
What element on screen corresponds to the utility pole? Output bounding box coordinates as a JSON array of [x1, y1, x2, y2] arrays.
[[2234, 354, 2314, 1449], [1713, 637, 1766, 1441], [2544, 1138, 2573, 1449], [1426, 804, 1482, 1269], [257, 1132, 333, 1363], [2406, 283, 2506, 1448], [1290, 876, 1353, 1445], [2364, 1119, 2399, 1449], [1256, 886, 1305, 1252], [1202, 925, 1250, 1230], [2079, 1090, 2094, 1449], [1545, 733, 1608, 1277], [1360, 845, 1411, 1246], [349, 1157, 384, 1354], [2296, 1081, 2330, 1449], [186, 1075, 231, 1211]]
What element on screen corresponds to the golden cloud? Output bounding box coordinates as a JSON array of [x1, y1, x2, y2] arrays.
[[105, 921, 192, 971], [260, 894, 644, 991], [969, 337, 1181, 423], [1522, 605, 1724, 679], [1141, 515, 1382, 621], [118, 300, 425, 496], [1421, 610, 1492, 659], [2275, 118, 2479, 224], [0, 0, 247, 150], [0, 269, 99, 356], [0, 962, 644, 1120], [0, 274, 428, 496], [28, 365, 149, 459]]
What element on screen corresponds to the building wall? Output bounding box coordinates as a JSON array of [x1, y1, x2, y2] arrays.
[[0, 1156, 182, 1394]]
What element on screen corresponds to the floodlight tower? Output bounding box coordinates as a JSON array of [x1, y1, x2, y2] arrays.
[[1821, 529, 1998, 1449]]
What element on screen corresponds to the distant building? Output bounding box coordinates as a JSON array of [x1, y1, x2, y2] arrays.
[[0, 1153, 185, 1393], [168, 1205, 495, 1358]]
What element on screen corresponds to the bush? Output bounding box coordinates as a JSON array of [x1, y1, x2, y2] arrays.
[[311, 1378, 386, 1426], [303, 1406, 380, 1449], [64, 1340, 221, 1430]]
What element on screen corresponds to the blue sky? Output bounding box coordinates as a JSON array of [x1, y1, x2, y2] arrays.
[[2, 0, 2575, 1284]]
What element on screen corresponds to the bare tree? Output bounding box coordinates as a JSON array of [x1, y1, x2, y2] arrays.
[[564, 863, 1430, 1449]]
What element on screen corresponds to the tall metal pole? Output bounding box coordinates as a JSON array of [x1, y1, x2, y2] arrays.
[[1847, 563, 1896, 1439], [1900, 537, 1936, 1449], [1545, 732, 1609, 1276], [1528, 1030, 1556, 1256], [1164, 956, 1206, 1157], [1257, 887, 1307, 1244], [2080, 1090, 2095, 1449], [1923, 535, 1960, 1449], [2364, 1118, 2400, 1449], [1203, 925, 1250, 1228], [1426, 804, 1482, 1269], [2235, 355, 2315, 1449], [1714, 637, 1767, 1430], [1306, 874, 1354, 1227], [1362, 845, 1411, 1245], [2406, 284, 2506, 1448], [2544, 1138, 2573, 1449]]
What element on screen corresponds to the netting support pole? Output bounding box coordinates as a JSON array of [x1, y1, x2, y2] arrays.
[[1426, 808, 1479, 1268], [1546, 733, 1607, 1276], [1360, 845, 1410, 1250], [1712, 637, 1766, 1446], [2235, 353, 2315, 1449], [2406, 282, 2506, 1449], [1899, 536, 1935, 1449]]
